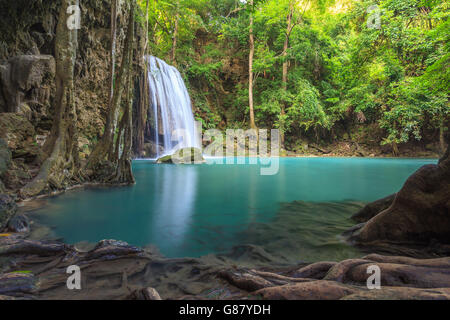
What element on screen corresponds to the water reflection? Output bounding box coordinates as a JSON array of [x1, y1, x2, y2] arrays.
[[151, 165, 198, 250]]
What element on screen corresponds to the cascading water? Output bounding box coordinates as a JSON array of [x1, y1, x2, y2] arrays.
[[146, 56, 200, 159]]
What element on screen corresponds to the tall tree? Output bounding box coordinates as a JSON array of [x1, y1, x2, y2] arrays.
[[248, 0, 257, 129], [109, 0, 118, 107], [280, 0, 295, 147], [135, 0, 150, 157], [171, 0, 180, 64], [86, 0, 136, 182], [280, 0, 307, 147], [21, 0, 80, 197]]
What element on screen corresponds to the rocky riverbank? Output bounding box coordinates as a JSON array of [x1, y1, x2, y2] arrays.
[[0, 233, 449, 300]]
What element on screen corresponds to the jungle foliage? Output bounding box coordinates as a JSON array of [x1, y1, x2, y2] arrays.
[[139, 0, 449, 152]]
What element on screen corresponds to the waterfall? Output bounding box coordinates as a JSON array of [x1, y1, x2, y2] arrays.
[[146, 56, 200, 159]]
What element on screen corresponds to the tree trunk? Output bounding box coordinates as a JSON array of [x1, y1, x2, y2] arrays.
[[136, 0, 150, 157], [144, 0, 150, 54], [110, 10, 135, 184], [109, 0, 118, 107], [280, 1, 294, 148], [248, 0, 256, 130], [20, 0, 80, 198], [86, 1, 135, 171], [116, 62, 135, 184], [392, 142, 399, 156], [171, 1, 179, 64], [439, 120, 445, 155]]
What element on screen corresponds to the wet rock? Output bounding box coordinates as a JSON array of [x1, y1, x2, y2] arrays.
[[324, 259, 372, 282], [218, 268, 312, 293], [315, 255, 450, 289], [219, 254, 450, 300], [85, 239, 143, 260], [0, 194, 16, 231], [292, 261, 337, 279], [346, 262, 450, 289], [343, 287, 450, 300], [254, 280, 359, 300], [362, 254, 450, 268], [0, 237, 68, 257], [130, 287, 162, 300], [0, 272, 37, 296], [218, 269, 275, 292], [7, 214, 30, 233], [351, 194, 396, 223]]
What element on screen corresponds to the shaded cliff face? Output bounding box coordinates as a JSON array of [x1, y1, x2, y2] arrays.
[[0, 0, 129, 192], [0, 0, 128, 155]]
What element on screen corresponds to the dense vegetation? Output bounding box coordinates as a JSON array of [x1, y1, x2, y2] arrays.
[[139, 0, 448, 154]]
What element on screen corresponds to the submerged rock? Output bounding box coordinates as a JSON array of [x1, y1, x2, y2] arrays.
[[156, 147, 205, 164], [351, 193, 396, 223]]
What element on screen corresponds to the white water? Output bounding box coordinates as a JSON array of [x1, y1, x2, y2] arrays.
[[146, 56, 200, 158]]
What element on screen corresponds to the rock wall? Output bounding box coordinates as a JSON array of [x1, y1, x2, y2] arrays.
[[0, 0, 130, 192]]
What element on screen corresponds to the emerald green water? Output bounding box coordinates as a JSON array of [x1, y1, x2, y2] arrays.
[[31, 158, 436, 263]]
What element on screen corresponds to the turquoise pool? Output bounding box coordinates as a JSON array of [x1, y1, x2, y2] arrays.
[[30, 157, 436, 262]]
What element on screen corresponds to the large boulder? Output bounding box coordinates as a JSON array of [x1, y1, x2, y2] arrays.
[[349, 138, 450, 245], [156, 147, 205, 164]]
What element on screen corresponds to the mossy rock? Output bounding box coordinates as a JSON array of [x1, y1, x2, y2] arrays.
[[156, 147, 205, 164], [0, 139, 11, 177], [156, 154, 173, 164]]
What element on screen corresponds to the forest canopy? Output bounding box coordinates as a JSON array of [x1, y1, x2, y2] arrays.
[[138, 0, 449, 154]]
